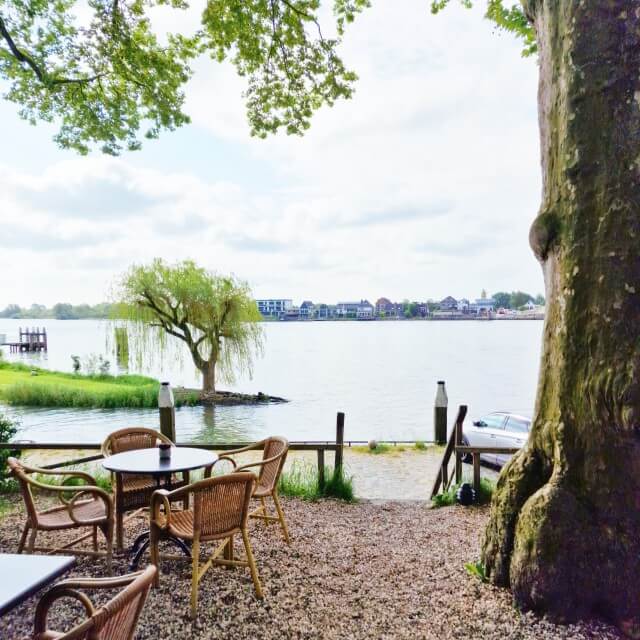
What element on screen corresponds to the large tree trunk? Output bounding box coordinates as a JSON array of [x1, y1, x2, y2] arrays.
[[482, 1, 640, 632]]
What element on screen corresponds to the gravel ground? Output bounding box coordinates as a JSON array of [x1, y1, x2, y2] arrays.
[[0, 497, 621, 640]]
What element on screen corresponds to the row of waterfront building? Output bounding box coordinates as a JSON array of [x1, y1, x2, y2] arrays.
[[256, 296, 544, 320]]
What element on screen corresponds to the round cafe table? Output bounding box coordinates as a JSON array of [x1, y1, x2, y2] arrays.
[[102, 447, 217, 570]]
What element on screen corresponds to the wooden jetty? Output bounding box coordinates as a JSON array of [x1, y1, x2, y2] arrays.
[[1, 327, 48, 353]]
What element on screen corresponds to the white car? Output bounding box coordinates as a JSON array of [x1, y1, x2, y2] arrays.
[[462, 412, 531, 467]]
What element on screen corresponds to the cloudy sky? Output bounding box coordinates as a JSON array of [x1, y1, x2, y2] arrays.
[[0, 1, 542, 307]]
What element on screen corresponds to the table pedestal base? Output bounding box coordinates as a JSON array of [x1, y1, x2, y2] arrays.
[[129, 530, 192, 571]]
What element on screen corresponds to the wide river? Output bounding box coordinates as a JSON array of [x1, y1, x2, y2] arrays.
[[0, 319, 543, 444]]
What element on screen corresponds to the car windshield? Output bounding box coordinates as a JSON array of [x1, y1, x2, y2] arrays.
[[506, 417, 530, 433], [478, 414, 505, 429]]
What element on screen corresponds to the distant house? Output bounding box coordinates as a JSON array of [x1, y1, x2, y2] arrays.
[[439, 296, 458, 311], [457, 298, 470, 313], [375, 297, 400, 317], [256, 299, 293, 318], [357, 300, 375, 319], [524, 300, 535, 311], [337, 300, 374, 318], [314, 303, 333, 319], [299, 301, 314, 319], [470, 298, 495, 315]]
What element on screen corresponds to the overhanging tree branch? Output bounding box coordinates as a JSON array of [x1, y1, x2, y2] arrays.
[[0, 15, 105, 87]]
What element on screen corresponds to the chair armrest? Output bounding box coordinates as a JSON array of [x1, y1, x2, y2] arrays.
[[33, 585, 95, 636], [150, 489, 173, 528], [235, 451, 285, 473], [16, 461, 98, 486], [33, 571, 153, 636], [50, 570, 148, 591], [214, 455, 239, 469], [218, 441, 266, 457], [66, 487, 113, 525]]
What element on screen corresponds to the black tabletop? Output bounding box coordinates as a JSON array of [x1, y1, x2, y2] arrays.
[[0, 553, 75, 616], [102, 447, 217, 475]]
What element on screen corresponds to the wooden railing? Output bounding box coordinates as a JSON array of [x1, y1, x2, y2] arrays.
[[0, 440, 343, 485], [0, 413, 349, 489], [430, 405, 519, 499]]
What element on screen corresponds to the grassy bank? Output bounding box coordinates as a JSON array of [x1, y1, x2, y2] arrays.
[[351, 441, 435, 455], [0, 362, 199, 409]]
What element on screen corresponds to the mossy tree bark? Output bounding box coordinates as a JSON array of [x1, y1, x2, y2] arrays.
[[482, 1, 640, 632]]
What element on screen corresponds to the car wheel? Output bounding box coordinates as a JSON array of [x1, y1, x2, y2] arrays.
[[460, 437, 472, 463]]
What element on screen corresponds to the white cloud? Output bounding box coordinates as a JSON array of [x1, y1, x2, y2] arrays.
[[0, 1, 544, 307]]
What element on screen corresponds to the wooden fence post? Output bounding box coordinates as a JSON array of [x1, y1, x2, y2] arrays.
[[335, 412, 344, 474], [454, 405, 466, 484], [473, 453, 481, 495], [317, 449, 325, 490]]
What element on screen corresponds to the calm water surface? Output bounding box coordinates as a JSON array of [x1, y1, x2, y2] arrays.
[[0, 319, 543, 444]]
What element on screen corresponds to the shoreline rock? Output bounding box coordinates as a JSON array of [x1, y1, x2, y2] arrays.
[[176, 388, 288, 406]]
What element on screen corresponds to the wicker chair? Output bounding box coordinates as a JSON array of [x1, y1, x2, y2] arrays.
[[150, 473, 262, 618], [8, 457, 113, 571], [32, 566, 156, 640], [101, 427, 189, 550], [214, 437, 290, 543]]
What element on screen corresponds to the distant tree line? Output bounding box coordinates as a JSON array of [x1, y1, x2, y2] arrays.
[[0, 303, 113, 320], [491, 291, 545, 310]]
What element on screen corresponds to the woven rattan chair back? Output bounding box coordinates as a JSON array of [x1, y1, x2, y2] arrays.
[[101, 427, 172, 456], [191, 473, 255, 540], [257, 437, 289, 494], [8, 457, 39, 525], [34, 566, 156, 640]]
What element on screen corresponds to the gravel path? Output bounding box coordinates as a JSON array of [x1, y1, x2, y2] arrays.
[[0, 497, 620, 639]]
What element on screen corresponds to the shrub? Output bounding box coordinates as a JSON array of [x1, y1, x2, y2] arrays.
[[414, 441, 427, 451], [0, 413, 19, 492]]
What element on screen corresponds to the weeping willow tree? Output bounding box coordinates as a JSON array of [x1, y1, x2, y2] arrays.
[[114, 259, 263, 396]]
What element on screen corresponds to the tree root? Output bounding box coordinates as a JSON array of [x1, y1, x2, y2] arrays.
[[481, 447, 547, 586], [483, 445, 640, 633]]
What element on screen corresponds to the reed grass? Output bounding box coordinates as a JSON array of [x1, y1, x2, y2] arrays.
[[278, 460, 355, 502], [0, 362, 199, 408]]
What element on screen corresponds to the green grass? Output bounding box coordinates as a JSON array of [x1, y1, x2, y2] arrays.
[[464, 560, 488, 583], [0, 494, 16, 516], [0, 361, 199, 408], [413, 440, 428, 451], [431, 477, 495, 508], [278, 461, 355, 502]]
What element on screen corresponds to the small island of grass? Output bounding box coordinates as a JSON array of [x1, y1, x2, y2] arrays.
[[0, 362, 285, 409]]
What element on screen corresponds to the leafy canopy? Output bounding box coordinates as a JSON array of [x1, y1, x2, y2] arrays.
[[431, 1, 536, 57], [114, 259, 263, 386], [0, 0, 535, 153], [0, 0, 198, 154]]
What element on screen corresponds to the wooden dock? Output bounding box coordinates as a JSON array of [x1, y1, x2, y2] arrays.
[[1, 327, 48, 353]]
